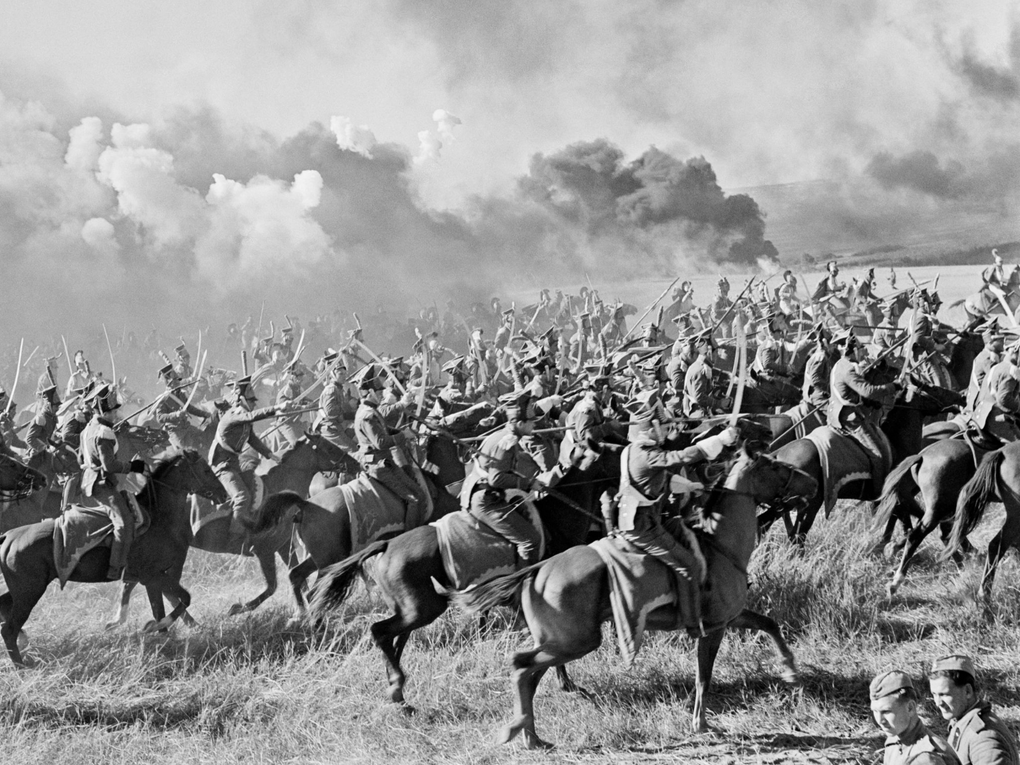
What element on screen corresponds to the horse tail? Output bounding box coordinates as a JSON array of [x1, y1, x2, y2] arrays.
[[309, 540, 389, 615], [250, 490, 305, 534], [450, 561, 545, 614], [871, 454, 922, 536], [945, 448, 1003, 559]]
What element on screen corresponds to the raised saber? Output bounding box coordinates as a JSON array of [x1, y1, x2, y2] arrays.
[[183, 350, 208, 411], [5, 339, 24, 417], [102, 323, 117, 389], [61, 335, 73, 386], [619, 276, 681, 345], [729, 314, 747, 427]]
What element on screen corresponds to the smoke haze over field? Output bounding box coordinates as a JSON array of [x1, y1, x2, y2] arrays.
[[0, 0, 1018, 351]]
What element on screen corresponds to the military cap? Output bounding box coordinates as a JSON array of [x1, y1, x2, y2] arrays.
[[624, 388, 661, 424], [501, 308, 514, 318], [174, 343, 189, 356], [84, 382, 120, 411], [36, 375, 57, 396], [538, 326, 558, 341], [157, 363, 176, 380], [930, 654, 976, 677], [350, 363, 384, 391], [583, 363, 612, 386], [520, 347, 552, 370], [500, 389, 534, 422], [442, 356, 467, 374], [281, 326, 294, 336], [321, 349, 340, 365], [672, 314, 693, 328], [229, 374, 254, 391], [869, 670, 915, 701]]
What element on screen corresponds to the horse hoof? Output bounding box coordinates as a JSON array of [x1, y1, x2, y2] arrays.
[[388, 687, 405, 704], [885, 582, 898, 599], [18, 655, 37, 669], [400, 703, 416, 717], [226, 603, 246, 617], [522, 733, 554, 750], [104, 620, 121, 631], [285, 616, 304, 630]]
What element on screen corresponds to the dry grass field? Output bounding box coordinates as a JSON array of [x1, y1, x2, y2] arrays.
[[1, 500, 1019, 765]]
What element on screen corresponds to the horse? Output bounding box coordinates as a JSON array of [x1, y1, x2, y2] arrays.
[[948, 265, 1020, 324], [306, 453, 619, 706], [447, 449, 817, 748], [944, 442, 1020, 611], [0, 452, 46, 509], [771, 379, 963, 543], [873, 435, 989, 596], [0, 449, 227, 666], [250, 445, 467, 620], [106, 432, 353, 625]]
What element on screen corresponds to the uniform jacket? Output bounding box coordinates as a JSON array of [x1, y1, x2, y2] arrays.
[[353, 400, 406, 466], [974, 359, 1020, 430], [882, 719, 960, 765], [802, 347, 832, 408], [827, 356, 897, 431], [80, 414, 129, 496], [209, 404, 278, 468], [751, 336, 790, 379], [683, 356, 722, 416], [948, 701, 1019, 765], [967, 348, 1001, 411], [26, 400, 57, 457]]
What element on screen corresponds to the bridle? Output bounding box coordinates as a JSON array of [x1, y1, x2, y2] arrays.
[[0, 452, 42, 502]]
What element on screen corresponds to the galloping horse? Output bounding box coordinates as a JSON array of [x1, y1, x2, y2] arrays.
[[307, 454, 619, 706], [0, 450, 227, 666], [0, 453, 46, 509], [874, 435, 989, 596], [449, 449, 816, 747], [772, 379, 963, 543], [944, 442, 1020, 611], [107, 432, 352, 625], [948, 264, 1020, 324]]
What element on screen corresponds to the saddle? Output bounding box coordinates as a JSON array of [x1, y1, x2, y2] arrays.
[[53, 500, 149, 587]]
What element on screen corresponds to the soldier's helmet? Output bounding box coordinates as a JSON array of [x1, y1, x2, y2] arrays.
[[84, 382, 119, 413]]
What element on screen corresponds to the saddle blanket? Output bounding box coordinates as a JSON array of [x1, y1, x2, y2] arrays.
[[342, 473, 427, 551], [590, 535, 699, 666], [190, 473, 266, 555], [805, 427, 871, 515], [431, 492, 542, 590], [780, 400, 825, 440], [53, 507, 124, 588]]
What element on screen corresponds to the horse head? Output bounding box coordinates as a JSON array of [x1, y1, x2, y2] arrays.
[[746, 453, 818, 515], [303, 431, 357, 474], [145, 449, 227, 510], [0, 453, 46, 500], [904, 376, 965, 415]]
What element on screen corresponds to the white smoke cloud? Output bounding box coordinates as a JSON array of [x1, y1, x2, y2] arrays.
[[80, 217, 119, 255], [415, 128, 443, 164], [196, 170, 332, 289], [329, 115, 376, 157], [64, 116, 103, 172], [433, 108, 461, 142]]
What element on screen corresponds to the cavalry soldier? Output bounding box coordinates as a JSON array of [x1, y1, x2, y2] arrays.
[[493, 308, 514, 353], [801, 325, 833, 410], [870, 302, 902, 360], [965, 322, 1004, 413], [312, 352, 356, 451], [272, 360, 307, 449], [928, 654, 1019, 765], [173, 342, 193, 379], [971, 341, 1020, 442], [64, 350, 92, 399], [827, 330, 898, 494], [750, 313, 796, 400], [666, 325, 698, 408], [605, 390, 739, 634], [813, 260, 848, 323], [153, 363, 209, 451], [870, 670, 960, 765], [210, 375, 294, 529], [981, 249, 1010, 304], [777, 269, 802, 317], [79, 383, 147, 581], [683, 330, 730, 419], [462, 390, 572, 567], [25, 373, 60, 462], [55, 384, 92, 509], [352, 363, 427, 520], [0, 387, 25, 454], [562, 367, 626, 470], [711, 278, 733, 339]]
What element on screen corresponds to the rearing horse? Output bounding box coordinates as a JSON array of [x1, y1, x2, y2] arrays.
[[450, 449, 817, 748]]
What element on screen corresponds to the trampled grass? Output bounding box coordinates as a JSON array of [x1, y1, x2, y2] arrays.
[[1, 500, 1019, 764]]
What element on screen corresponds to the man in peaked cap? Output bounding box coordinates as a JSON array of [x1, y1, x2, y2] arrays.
[[25, 372, 60, 462], [965, 321, 1005, 414], [153, 363, 210, 451], [561, 364, 625, 471], [827, 329, 899, 495], [173, 342, 193, 379], [272, 359, 308, 450], [65, 349, 93, 399], [352, 363, 427, 523], [312, 351, 356, 451], [683, 329, 729, 419], [493, 308, 515, 353], [711, 277, 734, 339], [871, 669, 960, 765], [971, 339, 1020, 443], [460, 389, 575, 568], [801, 324, 834, 411], [929, 654, 1019, 765], [210, 374, 297, 529], [605, 388, 739, 635], [79, 382, 147, 581]]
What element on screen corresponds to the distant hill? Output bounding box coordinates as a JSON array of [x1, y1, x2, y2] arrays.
[[730, 178, 1020, 267]]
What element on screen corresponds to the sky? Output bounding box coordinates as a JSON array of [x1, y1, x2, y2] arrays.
[[1, 0, 1019, 344]]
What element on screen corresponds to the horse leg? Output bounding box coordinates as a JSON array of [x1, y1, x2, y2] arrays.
[[0, 581, 48, 668], [105, 580, 138, 630], [499, 647, 556, 750], [143, 581, 192, 632], [287, 557, 318, 624], [728, 608, 797, 684], [693, 627, 728, 733], [887, 515, 940, 598], [369, 592, 448, 707], [791, 495, 823, 546], [977, 516, 1020, 617], [227, 545, 277, 616]]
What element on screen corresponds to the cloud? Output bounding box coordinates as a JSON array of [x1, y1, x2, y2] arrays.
[[329, 115, 377, 158]]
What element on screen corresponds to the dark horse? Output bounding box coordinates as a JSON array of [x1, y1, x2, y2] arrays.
[[0, 449, 227, 666], [107, 432, 353, 626], [307, 453, 620, 707], [874, 434, 989, 597], [0, 452, 46, 505], [448, 449, 817, 748], [771, 379, 963, 543], [944, 442, 1020, 612]]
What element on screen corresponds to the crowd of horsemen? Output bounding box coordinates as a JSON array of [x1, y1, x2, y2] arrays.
[[4, 252, 1020, 760], [1, 252, 1018, 592]]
